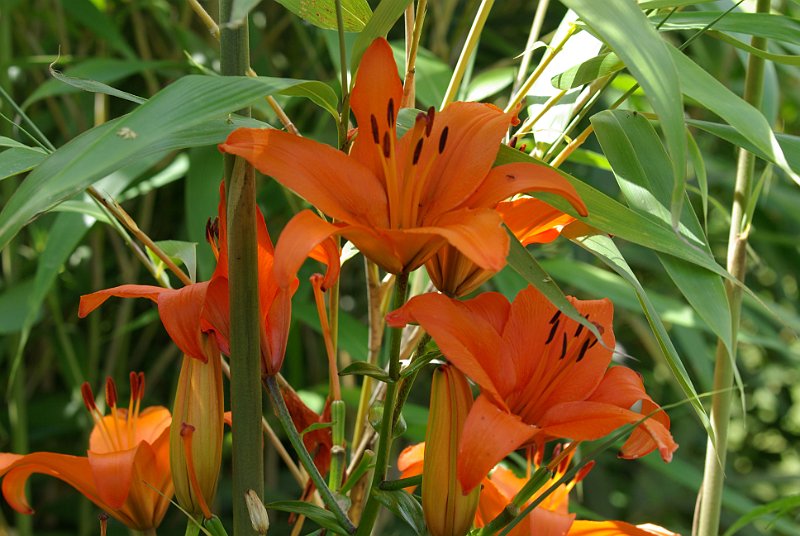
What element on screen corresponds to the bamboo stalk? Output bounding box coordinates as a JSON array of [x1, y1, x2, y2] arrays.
[[694, 2, 770, 534]]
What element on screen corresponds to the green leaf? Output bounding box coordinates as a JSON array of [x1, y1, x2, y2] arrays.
[[0, 136, 44, 150], [266, 501, 349, 535], [686, 129, 708, 232], [350, 0, 413, 71], [505, 227, 604, 345], [400, 350, 440, 378], [658, 12, 800, 45], [591, 110, 734, 361], [0, 147, 47, 181], [45, 63, 145, 104], [668, 44, 799, 186], [372, 489, 425, 536], [466, 66, 516, 102], [564, 0, 686, 230], [279, 82, 340, 121], [151, 240, 198, 283], [550, 52, 624, 90], [338, 361, 391, 382], [723, 494, 800, 536], [566, 232, 713, 446], [301, 421, 334, 436], [638, 0, 716, 7], [0, 75, 325, 251], [706, 30, 800, 66], [62, 0, 136, 59], [270, 0, 372, 32], [0, 279, 39, 334], [228, 0, 263, 25]]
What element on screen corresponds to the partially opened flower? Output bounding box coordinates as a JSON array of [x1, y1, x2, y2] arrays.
[[427, 197, 577, 296], [387, 286, 677, 492], [0, 374, 172, 531], [219, 38, 587, 275]]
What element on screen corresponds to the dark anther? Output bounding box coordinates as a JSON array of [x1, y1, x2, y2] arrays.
[[559, 333, 568, 360], [370, 115, 380, 144], [576, 339, 591, 362], [438, 126, 449, 154], [426, 106, 435, 136], [382, 132, 391, 158], [575, 314, 591, 338], [387, 98, 395, 127], [588, 337, 599, 349], [545, 320, 559, 344], [510, 136, 518, 149], [413, 139, 424, 165], [548, 310, 561, 325]]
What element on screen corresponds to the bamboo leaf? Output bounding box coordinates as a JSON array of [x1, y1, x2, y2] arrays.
[[0, 148, 47, 181], [0, 75, 328, 251], [350, 0, 412, 71], [658, 12, 800, 45], [266, 501, 349, 535], [338, 361, 391, 382], [723, 495, 800, 536], [550, 52, 624, 90], [564, 0, 687, 230], [372, 489, 425, 536], [268, 0, 372, 31]]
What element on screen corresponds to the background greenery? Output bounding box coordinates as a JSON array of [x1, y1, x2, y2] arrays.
[[0, 0, 799, 534]]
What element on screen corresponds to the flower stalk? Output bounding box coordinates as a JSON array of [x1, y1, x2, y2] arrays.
[[219, 2, 264, 533], [695, 1, 770, 534]]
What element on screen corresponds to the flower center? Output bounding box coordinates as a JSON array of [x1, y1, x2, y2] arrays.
[[81, 372, 146, 452]]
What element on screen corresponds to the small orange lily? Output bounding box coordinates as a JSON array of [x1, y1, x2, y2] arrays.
[[398, 444, 679, 536], [427, 196, 576, 296], [0, 374, 173, 531], [387, 285, 677, 492], [79, 183, 339, 376], [219, 38, 587, 275]]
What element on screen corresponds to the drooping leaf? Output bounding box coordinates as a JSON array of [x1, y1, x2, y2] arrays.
[[550, 52, 624, 90], [149, 240, 198, 283], [0, 147, 47, 181], [266, 501, 349, 535], [338, 361, 391, 382], [723, 494, 800, 536], [372, 489, 426, 536], [657, 11, 800, 45], [46, 63, 145, 104]]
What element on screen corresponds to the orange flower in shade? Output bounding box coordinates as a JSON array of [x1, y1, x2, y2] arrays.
[[0, 374, 173, 531], [219, 38, 587, 275], [78, 183, 339, 376], [427, 197, 576, 296], [387, 285, 678, 493], [398, 444, 679, 536]]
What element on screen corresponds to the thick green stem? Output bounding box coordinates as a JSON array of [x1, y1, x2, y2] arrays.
[[355, 274, 409, 536], [263, 376, 356, 533], [695, 2, 769, 534], [220, 3, 263, 534]]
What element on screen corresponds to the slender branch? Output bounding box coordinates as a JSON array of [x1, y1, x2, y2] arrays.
[[511, 0, 549, 97], [402, 0, 428, 108], [695, 1, 770, 534], [335, 0, 351, 148], [354, 274, 409, 536], [441, 0, 494, 108], [264, 376, 356, 534]]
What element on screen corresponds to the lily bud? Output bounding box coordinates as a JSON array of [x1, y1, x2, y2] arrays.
[[170, 339, 224, 519], [245, 489, 270, 534], [423, 366, 479, 536]]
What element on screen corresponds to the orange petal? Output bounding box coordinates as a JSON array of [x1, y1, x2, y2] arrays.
[[462, 162, 587, 216], [417, 102, 517, 221], [203, 276, 231, 355], [349, 38, 404, 180], [538, 401, 677, 462], [0, 452, 103, 514], [79, 285, 166, 318], [568, 520, 679, 536], [457, 395, 538, 493], [132, 406, 172, 447], [497, 198, 575, 246], [273, 210, 343, 290], [528, 508, 576, 536], [386, 293, 508, 400], [411, 208, 509, 272], [220, 129, 388, 227], [397, 443, 425, 479], [156, 282, 212, 361], [263, 286, 293, 375], [88, 446, 139, 509]]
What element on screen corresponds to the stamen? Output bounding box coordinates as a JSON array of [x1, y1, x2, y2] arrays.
[[576, 339, 591, 362], [425, 106, 435, 136], [412, 139, 424, 165], [181, 423, 214, 520], [574, 460, 595, 483], [588, 337, 599, 349], [548, 310, 561, 325], [574, 314, 590, 338], [545, 320, 559, 345], [370, 115, 380, 144], [387, 98, 395, 127], [205, 219, 219, 260], [81, 382, 97, 412], [438, 126, 449, 154], [105, 378, 117, 408], [559, 333, 567, 359], [99, 513, 108, 536], [510, 136, 518, 149], [382, 132, 391, 158], [106, 377, 123, 447]]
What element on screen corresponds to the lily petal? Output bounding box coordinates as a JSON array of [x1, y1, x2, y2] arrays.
[[568, 520, 679, 536], [273, 210, 343, 290], [461, 162, 588, 216], [457, 395, 538, 493], [220, 129, 388, 227], [387, 293, 508, 400], [417, 102, 517, 220], [156, 282, 212, 361], [88, 446, 139, 509], [79, 285, 165, 318], [498, 198, 575, 246]]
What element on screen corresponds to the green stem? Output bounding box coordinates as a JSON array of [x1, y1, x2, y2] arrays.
[[263, 376, 356, 533], [220, 3, 263, 534], [355, 274, 409, 536], [391, 333, 431, 428], [378, 475, 421, 491], [441, 0, 494, 108], [478, 467, 551, 535], [695, 1, 769, 534], [335, 0, 350, 149]]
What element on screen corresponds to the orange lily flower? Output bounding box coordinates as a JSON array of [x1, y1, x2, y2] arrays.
[[219, 38, 587, 275], [387, 285, 677, 492], [0, 374, 172, 531], [398, 444, 679, 536], [79, 183, 339, 376], [427, 196, 576, 296]]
